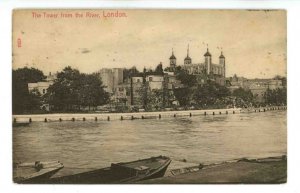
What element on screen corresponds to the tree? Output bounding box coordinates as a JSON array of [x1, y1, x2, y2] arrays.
[[175, 67, 197, 86], [26, 89, 43, 112], [264, 87, 286, 105], [173, 87, 193, 107], [123, 66, 140, 81], [46, 66, 109, 111], [46, 67, 81, 111], [78, 74, 109, 110], [232, 87, 254, 106], [154, 63, 164, 74], [12, 67, 46, 114], [193, 81, 230, 108]]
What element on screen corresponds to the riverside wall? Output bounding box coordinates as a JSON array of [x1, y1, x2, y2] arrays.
[[12, 106, 287, 123]]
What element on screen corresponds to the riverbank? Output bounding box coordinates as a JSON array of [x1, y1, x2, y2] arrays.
[[139, 156, 287, 184], [12, 106, 286, 123]]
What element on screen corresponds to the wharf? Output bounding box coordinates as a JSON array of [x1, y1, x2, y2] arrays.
[[138, 156, 287, 184]]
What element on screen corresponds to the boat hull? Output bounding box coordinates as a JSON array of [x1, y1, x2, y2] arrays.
[[15, 167, 63, 184], [49, 156, 171, 184]]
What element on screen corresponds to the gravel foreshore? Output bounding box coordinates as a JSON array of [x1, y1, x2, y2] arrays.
[[138, 156, 287, 184]]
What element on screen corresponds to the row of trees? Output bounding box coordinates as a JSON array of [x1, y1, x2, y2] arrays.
[[264, 88, 287, 105], [171, 67, 287, 109], [13, 65, 287, 114], [12, 67, 109, 114]]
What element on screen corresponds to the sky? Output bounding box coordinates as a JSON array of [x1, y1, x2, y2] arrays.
[[12, 9, 286, 79]]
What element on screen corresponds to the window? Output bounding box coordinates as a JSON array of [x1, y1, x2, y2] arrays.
[[149, 77, 153, 82]]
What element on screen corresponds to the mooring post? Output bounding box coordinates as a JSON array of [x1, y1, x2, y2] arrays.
[[213, 112, 215, 115], [121, 116, 123, 120], [14, 118, 16, 123], [233, 111, 235, 114], [72, 118, 75, 122], [226, 111, 228, 114], [204, 112, 206, 116], [59, 118, 62, 122], [95, 117, 98, 121], [44, 118, 47, 122], [83, 117, 86, 121], [29, 118, 32, 123], [131, 116, 134, 120], [189, 113, 192, 117], [159, 114, 161, 119], [174, 114, 176, 117], [107, 116, 110, 121], [219, 112, 221, 115]]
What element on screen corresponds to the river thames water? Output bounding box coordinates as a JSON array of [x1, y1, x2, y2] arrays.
[[13, 110, 286, 177]]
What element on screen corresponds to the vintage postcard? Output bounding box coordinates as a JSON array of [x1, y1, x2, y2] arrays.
[[12, 9, 286, 184]]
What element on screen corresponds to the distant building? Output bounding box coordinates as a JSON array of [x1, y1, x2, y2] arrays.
[[98, 68, 124, 93], [164, 71, 183, 89], [227, 75, 285, 102], [27, 72, 57, 111], [27, 72, 57, 95], [168, 46, 226, 86], [145, 74, 164, 91], [28, 82, 52, 95], [169, 48, 176, 72]]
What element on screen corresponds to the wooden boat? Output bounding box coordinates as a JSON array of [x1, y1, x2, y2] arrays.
[[50, 155, 171, 184], [13, 161, 64, 184]]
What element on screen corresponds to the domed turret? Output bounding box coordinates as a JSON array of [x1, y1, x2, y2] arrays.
[[204, 48, 212, 57], [184, 44, 192, 65], [169, 48, 176, 71]]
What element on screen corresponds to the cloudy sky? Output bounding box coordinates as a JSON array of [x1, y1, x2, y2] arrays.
[[13, 9, 286, 78]]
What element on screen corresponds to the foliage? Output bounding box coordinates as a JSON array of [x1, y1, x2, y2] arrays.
[[193, 81, 230, 108], [173, 87, 194, 107], [154, 63, 164, 74], [174, 66, 197, 86], [123, 66, 139, 81], [232, 87, 254, 103], [12, 67, 46, 114], [45, 66, 109, 111], [264, 87, 287, 105]]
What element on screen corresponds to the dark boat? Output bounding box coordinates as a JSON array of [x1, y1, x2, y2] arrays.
[[50, 155, 171, 184], [13, 161, 64, 184]]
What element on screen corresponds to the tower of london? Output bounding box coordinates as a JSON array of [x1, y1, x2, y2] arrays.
[[169, 46, 226, 77]]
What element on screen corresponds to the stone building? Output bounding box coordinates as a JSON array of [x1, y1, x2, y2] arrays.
[[169, 46, 226, 85], [98, 68, 124, 93], [27, 72, 57, 95]]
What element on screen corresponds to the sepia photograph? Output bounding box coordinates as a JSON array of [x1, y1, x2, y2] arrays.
[[12, 9, 287, 184]]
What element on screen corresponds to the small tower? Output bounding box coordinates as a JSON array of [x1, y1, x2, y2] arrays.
[[184, 44, 192, 65], [204, 48, 212, 74], [219, 51, 225, 77], [169, 48, 176, 71]]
